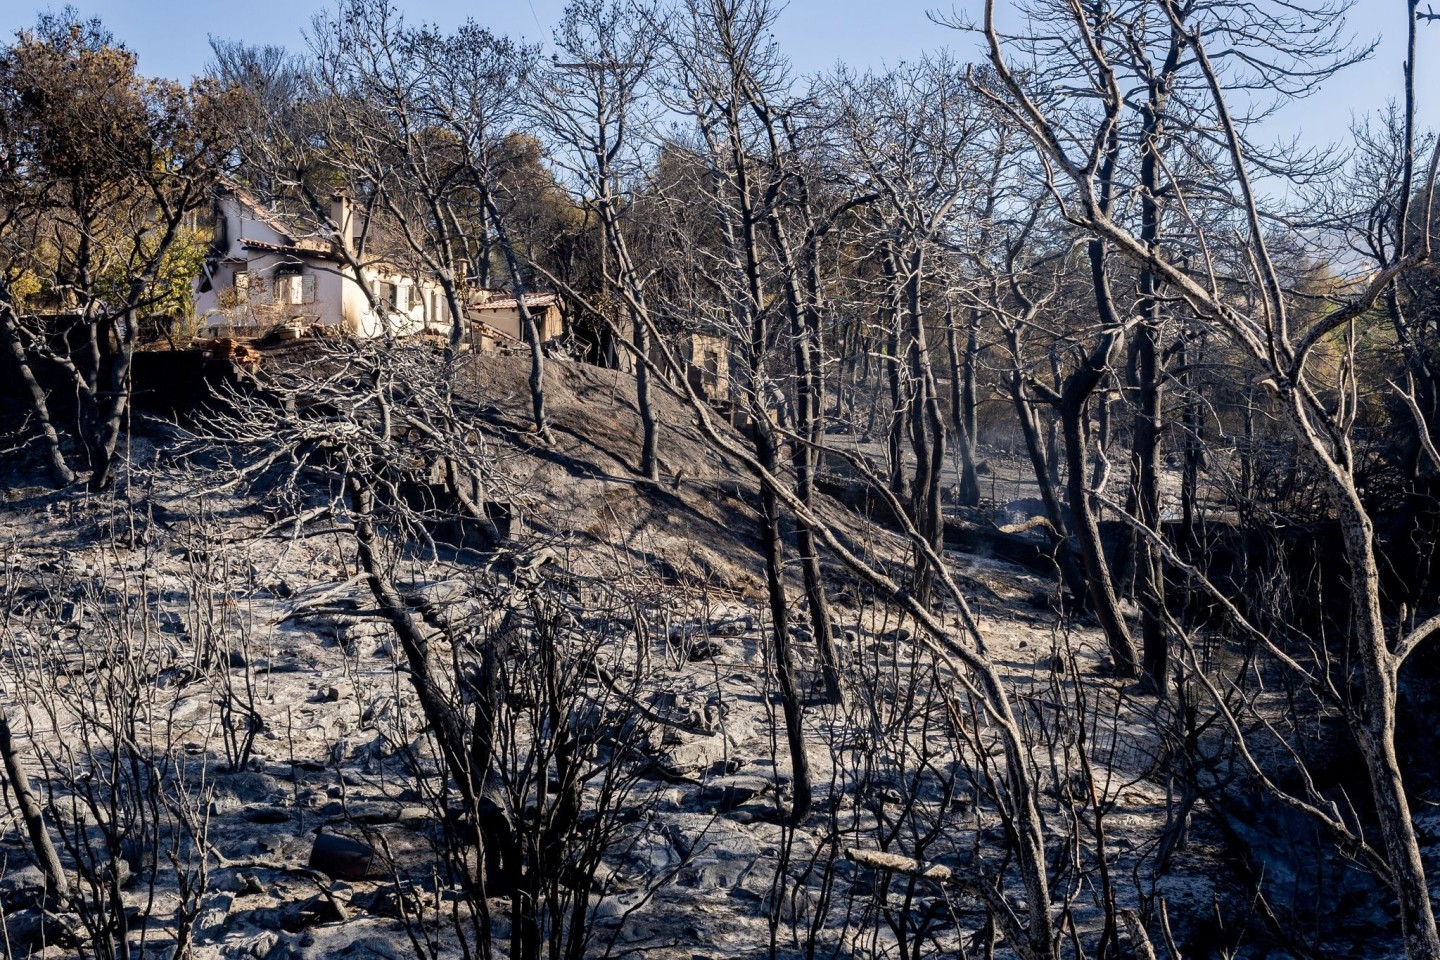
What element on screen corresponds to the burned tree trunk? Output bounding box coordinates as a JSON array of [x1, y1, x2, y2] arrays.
[[946, 303, 983, 508], [0, 709, 68, 900], [0, 292, 73, 487], [755, 420, 814, 823], [486, 195, 553, 445], [88, 312, 136, 492], [347, 477, 483, 808], [901, 249, 947, 605]]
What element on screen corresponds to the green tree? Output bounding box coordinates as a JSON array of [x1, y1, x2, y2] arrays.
[[0, 13, 235, 489]]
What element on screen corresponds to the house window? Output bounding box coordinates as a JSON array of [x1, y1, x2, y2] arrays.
[[274, 269, 315, 306], [378, 282, 396, 309], [243, 270, 275, 306]]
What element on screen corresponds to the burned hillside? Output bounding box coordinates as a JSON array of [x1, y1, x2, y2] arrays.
[[7, 0, 1440, 958]]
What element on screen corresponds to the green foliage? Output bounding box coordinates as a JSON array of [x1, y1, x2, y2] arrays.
[[92, 226, 212, 319]]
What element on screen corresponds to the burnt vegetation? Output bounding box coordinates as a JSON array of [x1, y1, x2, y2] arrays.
[[5, 1, 1440, 959]]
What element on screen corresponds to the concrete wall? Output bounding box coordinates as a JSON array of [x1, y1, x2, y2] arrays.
[[197, 252, 348, 332], [343, 270, 451, 339], [469, 304, 563, 343]]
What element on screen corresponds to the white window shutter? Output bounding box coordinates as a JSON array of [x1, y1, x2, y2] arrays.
[[234, 270, 249, 302], [301, 274, 316, 304], [396, 284, 409, 312]]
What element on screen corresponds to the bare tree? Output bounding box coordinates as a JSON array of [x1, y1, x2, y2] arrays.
[[408, 13, 554, 440], [981, 0, 1440, 953], [654, 0, 836, 815], [829, 56, 989, 604], [527, 0, 664, 479]]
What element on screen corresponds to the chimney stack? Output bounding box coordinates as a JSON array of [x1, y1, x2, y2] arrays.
[[330, 193, 353, 254]]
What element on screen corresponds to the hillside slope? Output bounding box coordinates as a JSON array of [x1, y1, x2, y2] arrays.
[[0, 345, 1266, 960]]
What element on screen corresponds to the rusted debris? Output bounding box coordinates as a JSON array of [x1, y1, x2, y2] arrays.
[[208, 337, 262, 368]]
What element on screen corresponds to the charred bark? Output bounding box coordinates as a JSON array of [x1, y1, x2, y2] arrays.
[[0, 292, 73, 487]]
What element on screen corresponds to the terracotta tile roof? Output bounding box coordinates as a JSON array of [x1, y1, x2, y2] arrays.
[[237, 237, 341, 261], [468, 293, 560, 311], [222, 179, 348, 259]]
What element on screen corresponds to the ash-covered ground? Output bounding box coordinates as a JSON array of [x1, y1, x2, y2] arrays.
[[0, 349, 1400, 960]]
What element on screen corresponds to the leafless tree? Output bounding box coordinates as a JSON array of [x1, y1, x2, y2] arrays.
[[651, 0, 823, 819], [829, 56, 990, 604], [980, 0, 1440, 953], [526, 0, 665, 480]]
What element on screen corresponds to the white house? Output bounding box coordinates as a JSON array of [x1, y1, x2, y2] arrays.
[[194, 186, 455, 339]]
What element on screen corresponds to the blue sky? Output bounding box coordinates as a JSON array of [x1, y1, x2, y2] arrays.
[[1, 0, 1433, 151]]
